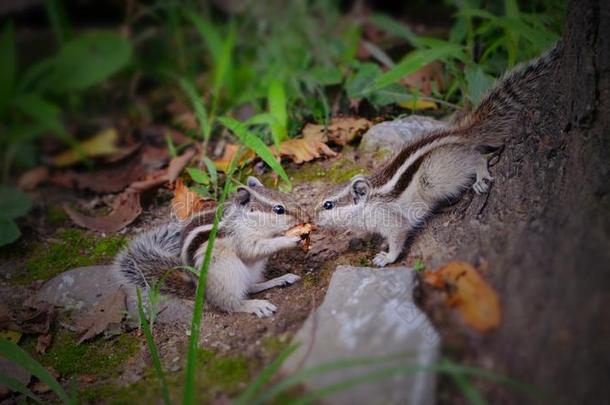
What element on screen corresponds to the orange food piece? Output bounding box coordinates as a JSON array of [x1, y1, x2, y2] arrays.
[[285, 223, 316, 251]]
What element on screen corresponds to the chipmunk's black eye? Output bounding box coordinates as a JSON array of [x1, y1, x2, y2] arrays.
[[323, 200, 335, 210], [273, 205, 286, 215]]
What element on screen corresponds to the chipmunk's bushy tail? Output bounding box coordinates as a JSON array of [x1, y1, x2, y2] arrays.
[[456, 42, 562, 147], [114, 223, 197, 299]]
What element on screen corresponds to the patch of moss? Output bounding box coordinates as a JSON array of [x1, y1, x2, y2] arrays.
[[302, 272, 320, 288], [13, 228, 126, 284], [24, 330, 140, 377], [46, 206, 70, 227], [287, 157, 367, 185], [82, 348, 250, 404]]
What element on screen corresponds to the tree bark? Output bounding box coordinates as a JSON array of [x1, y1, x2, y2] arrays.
[[414, 1, 610, 403]]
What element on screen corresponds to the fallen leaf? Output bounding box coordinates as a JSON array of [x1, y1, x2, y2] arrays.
[[0, 359, 30, 396], [75, 289, 126, 344], [213, 144, 253, 172], [171, 179, 214, 221], [324, 117, 372, 145], [168, 148, 197, 182], [127, 169, 168, 193], [400, 61, 445, 96], [36, 333, 52, 354], [398, 98, 438, 111], [17, 166, 49, 191], [51, 157, 147, 193], [0, 330, 22, 344], [7, 302, 55, 335], [101, 142, 142, 164], [64, 191, 142, 233], [424, 261, 501, 333], [51, 128, 120, 167], [277, 124, 338, 164]]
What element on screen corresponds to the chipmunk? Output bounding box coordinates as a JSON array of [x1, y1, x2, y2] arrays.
[[114, 176, 311, 317], [315, 44, 560, 267]]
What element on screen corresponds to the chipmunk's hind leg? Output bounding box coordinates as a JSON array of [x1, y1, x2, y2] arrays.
[[248, 274, 301, 293]]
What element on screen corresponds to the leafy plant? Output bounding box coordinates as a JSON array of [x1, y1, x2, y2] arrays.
[[0, 185, 32, 247], [0, 338, 71, 404]]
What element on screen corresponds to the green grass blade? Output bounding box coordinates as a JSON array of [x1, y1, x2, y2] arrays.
[[218, 117, 291, 186], [187, 167, 210, 185], [0, 339, 69, 403], [0, 372, 41, 403], [370, 44, 465, 92], [212, 22, 235, 103], [202, 157, 218, 186], [370, 14, 423, 48], [182, 156, 238, 405], [44, 0, 71, 46], [267, 79, 288, 145], [236, 343, 299, 405], [178, 77, 211, 142], [184, 11, 223, 64], [136, 289, 171, 405]]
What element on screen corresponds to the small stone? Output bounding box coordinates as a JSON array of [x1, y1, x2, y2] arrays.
[[360, 115, 447, 155], [282, 265, 440, 405]]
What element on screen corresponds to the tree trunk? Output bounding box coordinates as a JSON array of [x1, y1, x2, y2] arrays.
[[414, 1, 610, 403]]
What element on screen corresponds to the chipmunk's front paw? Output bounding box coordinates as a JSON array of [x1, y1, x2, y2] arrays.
[[373, 252, 393, 267], [241, 299, 277, 318]]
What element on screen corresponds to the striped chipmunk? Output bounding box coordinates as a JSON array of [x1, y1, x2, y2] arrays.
[[114, 176, 312, 317], [315, 44, 560, 267]]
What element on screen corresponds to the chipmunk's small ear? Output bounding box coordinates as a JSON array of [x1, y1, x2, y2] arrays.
[[246, 176, 263, 188], [236, 187, 251, 205], [350, 176, 370, 202]]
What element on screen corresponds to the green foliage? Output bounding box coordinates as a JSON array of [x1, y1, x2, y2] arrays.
[[137, 289, 171, 405], [0, 185, 32, 247], [0, 338, 69, 403]]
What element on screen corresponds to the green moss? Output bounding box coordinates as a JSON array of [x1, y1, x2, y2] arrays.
[[287, 157, 367, 185], [24, 331, 140, 377], [82, 348, 250, 404], [46, 206, 70, 227], [302, 272, 320, 288], [13, 228, 126, 284]]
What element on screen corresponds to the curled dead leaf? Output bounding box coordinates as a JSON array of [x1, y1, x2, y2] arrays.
[[51, 128, 121, 167], [324, 117, 372, 145], [75, 289, 126, 344], [64, 191, 142, 233], [168, 148, 197, 182], [277, 124, 337, 164], [424, 261, 501, 333], [17, 166, 49, 191], [400, 61, 445, 96], [213, 144, 254, 172], [171, 179, 215, 221]]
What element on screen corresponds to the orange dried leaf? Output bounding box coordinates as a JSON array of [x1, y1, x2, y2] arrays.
[[325, 117, 372, 145], [277, 124, 337, 164], [426, 261, 501, 333], [171, 179, 212, 220], [213, 144, 254, 172]]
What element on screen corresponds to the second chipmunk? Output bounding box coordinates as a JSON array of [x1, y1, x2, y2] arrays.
[[114, 176, 311, 317], [315, 44, 560, 267]]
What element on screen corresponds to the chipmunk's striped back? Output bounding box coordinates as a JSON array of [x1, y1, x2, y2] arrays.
[[369, 42, 561, 198]]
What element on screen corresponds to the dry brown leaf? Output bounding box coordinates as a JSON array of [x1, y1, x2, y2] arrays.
[[324, 117, 372, 145], [277, 124, 338, 164], [51, 128, 120, 167], [400, 61, 445, 96], [424, 261, 501, 333], [213, 144, 254, 172], [51, 157, 147, 193], [75, 289, 126, 344], [64, 191, 142, 233], [171, 178, 214, 221], [17, 166, 49, 191], [36, 333, 52, 354], [168, 148, 197, 182]]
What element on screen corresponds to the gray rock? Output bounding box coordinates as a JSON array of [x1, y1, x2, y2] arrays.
[[33, 265, 194, 325], [360, 115, 447, 155], [281, 265, 439, 405]]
